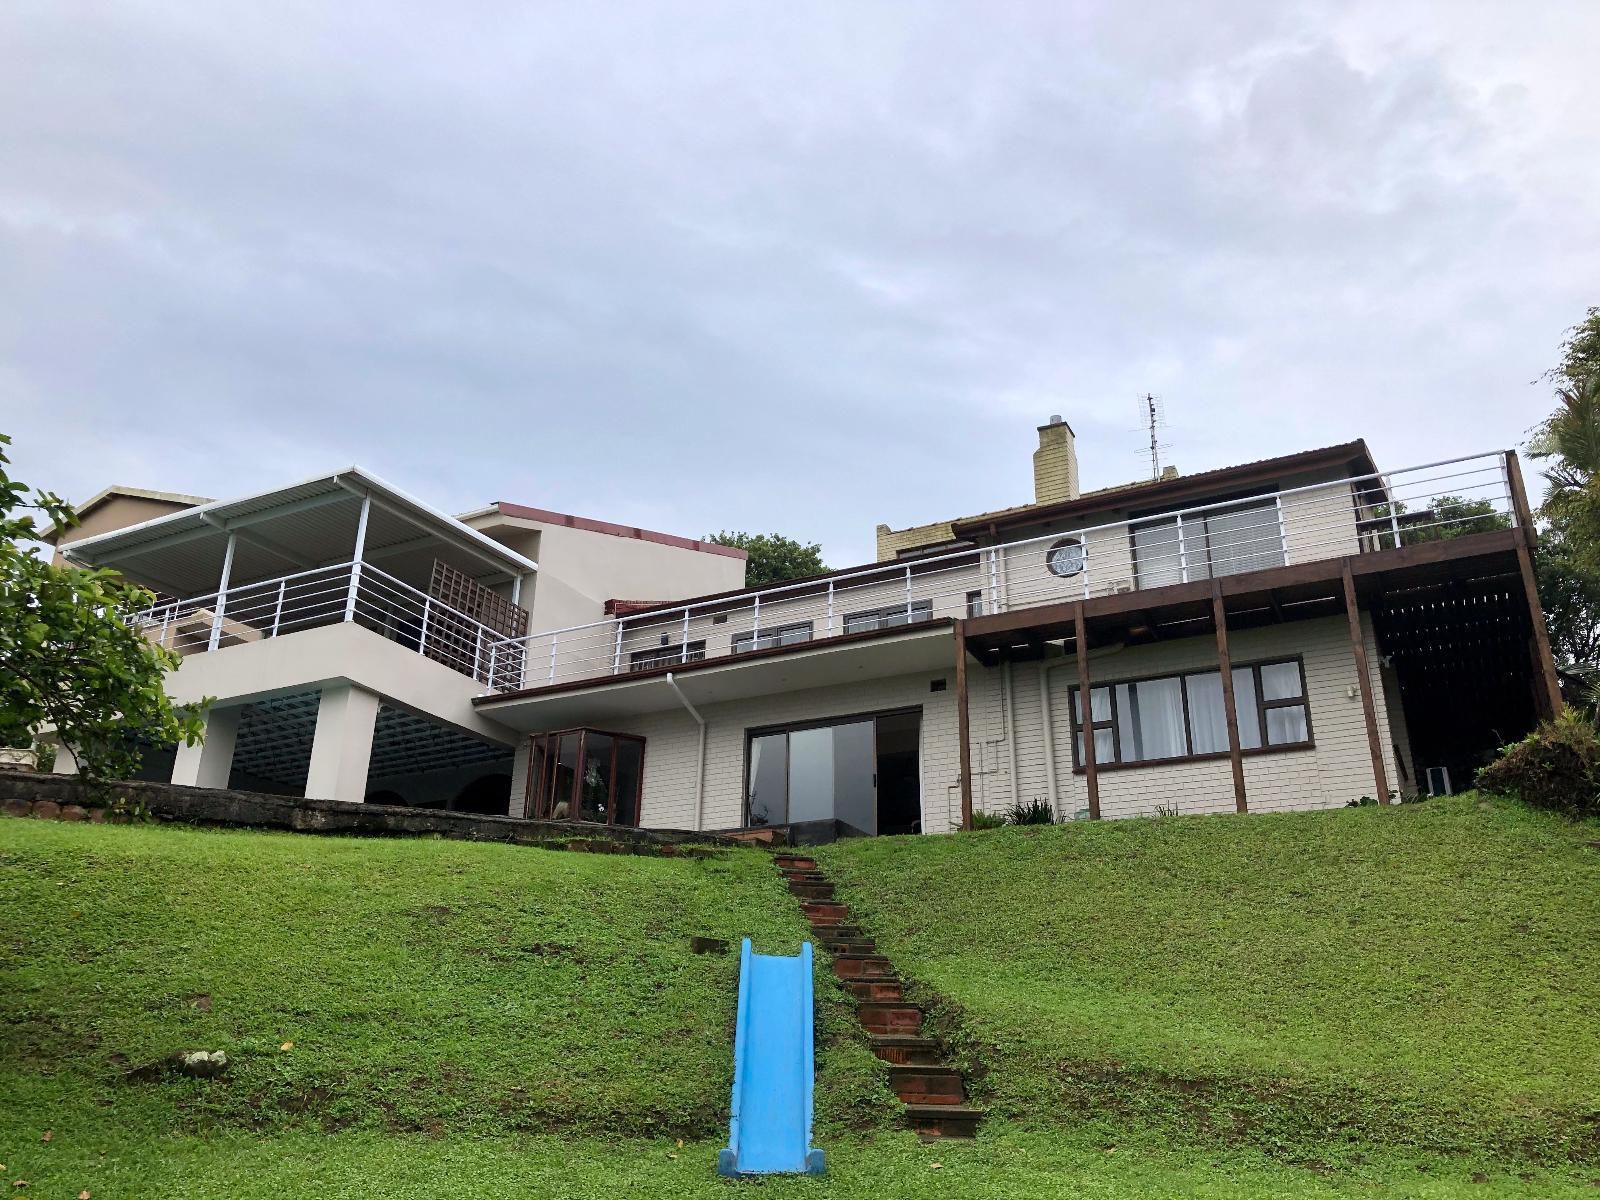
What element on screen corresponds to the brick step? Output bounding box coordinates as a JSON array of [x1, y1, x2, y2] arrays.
[[868, 1035, 945, 1066], [780, 869, 828, 885], [774, 855, 816, 870], [801, 900, 851, 925], [830, 954, 893, 980], [815, 923, 864, 941], [788, 880, 836, 901], [844, 978, 904, 1003], [857, 1002, 923, 1035], [889, 1066, 965, 1105], [904, 1103, 984, 1140], [820, 939, 876, 957]]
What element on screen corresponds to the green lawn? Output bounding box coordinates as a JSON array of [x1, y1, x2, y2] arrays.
[[815, 795, 1600, 1164], [2, 802, 1597, 1198]]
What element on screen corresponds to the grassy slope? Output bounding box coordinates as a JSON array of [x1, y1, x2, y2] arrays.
[[815, 796, 1600, 1163], [0, 820, 886, 1143], [2, 810, 1597, 1197]]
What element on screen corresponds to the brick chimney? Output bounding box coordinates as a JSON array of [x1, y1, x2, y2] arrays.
[[1033, 415, 1080, 505]]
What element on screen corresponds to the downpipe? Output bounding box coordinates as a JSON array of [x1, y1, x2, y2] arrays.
[[666, 672, 708, 831]]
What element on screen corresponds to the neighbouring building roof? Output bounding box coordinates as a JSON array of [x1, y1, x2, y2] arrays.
[[460, 502, 747, 560], [39, 484, 213, 543]]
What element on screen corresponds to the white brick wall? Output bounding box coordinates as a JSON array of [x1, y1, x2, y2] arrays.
[[599, 610, 1398, 834]]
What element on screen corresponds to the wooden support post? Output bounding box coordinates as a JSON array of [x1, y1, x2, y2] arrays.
[[1212, 581, 1247, 814], [1515, 539, 1564, 720], [1073, 602, 1101, 820], [1341, 562, 1391, 804], [954, 620, 974, 831]]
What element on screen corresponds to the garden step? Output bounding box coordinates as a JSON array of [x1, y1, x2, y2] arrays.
[[815, 923, 864, 940], [830, 954, 893, 980], [820, 939, 876, 956], [868, 1035, 944, 1066], [780, 869, 828, 885], [857, 1002, 923, 1035], [788, 880, 836, 900], [904, 1103, 984, 1140], [844, 978, 904, 1002], [774, 855, 816, 870], [801, 900, 851, 925], [888, 1066, 965, 1105]]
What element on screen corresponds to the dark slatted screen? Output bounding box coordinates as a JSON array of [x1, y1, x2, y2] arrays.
[[427, 560, 531, 683]]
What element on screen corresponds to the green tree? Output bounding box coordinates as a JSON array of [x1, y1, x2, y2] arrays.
[[0, 434, 207, 782], [706, 531, 828, 588]]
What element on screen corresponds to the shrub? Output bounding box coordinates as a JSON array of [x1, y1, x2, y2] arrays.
[[1476, 710, 1600, 819], [968, 810, 1007, 830], [1006, 797, 1056, 825]]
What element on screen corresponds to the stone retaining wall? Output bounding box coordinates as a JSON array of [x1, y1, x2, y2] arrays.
[[0, 768, 728, 853]]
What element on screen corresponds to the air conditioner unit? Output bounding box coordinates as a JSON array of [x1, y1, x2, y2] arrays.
[[1110, 579, 1135, 594]]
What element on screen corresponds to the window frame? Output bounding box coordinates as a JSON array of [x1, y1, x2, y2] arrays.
[[628, 640, 707, 672], [965, 590, 985, 618], [732, 620, 814, 655], [740, 705, 922, 828], [841, 599, 934, 635], [524, 727, 647, 825], [1067, 655, 1312, 773]]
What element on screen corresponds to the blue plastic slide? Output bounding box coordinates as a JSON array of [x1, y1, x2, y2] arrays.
[[717, 938, 826, 1178]]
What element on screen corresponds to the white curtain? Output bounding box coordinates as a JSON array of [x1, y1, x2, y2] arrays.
[[1118, 677, 1186, 760]]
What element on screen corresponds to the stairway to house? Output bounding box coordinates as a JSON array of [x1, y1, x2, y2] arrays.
[[774, 853, 984, 1140]]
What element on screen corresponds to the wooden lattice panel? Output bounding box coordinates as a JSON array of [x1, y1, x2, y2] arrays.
[[426, 560, 530, 683]]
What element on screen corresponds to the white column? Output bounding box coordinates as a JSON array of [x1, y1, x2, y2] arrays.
[[208, 532, 237, 651], [48, 737, 82, 776], [303, 683, 380, 803], [344, 494, 372, 623], [170, 707, 242, 790]]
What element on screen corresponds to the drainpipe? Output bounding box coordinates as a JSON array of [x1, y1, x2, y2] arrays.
[[666, 672, 707, 831]]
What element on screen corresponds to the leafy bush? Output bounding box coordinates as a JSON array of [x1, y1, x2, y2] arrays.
[[1006, 797, 1056, 825], [968, 810, 1007, 830], [1476, 710, 1600, 819]]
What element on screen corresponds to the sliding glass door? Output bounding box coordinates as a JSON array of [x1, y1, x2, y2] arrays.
[[744, 710, 919, 836]]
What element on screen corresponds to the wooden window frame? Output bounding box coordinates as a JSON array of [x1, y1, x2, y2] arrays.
[[965, 590, 985, 618], [628, 640, 707, 672], [732, 621, 814, 655], [1068, 655, 1312, 774], [525, 727, 647, 825], [841, 599, 934, 635]]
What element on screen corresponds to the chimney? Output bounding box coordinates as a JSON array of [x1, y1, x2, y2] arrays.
[[1033, 415, 1080, 505]]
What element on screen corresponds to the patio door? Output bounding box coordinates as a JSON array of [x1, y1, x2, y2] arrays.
[[745, 709, 920, 836]]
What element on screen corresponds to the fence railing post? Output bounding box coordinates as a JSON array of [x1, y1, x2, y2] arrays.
[[826, 581, 834, 636], [987, 548, 999, 614], [1275, 494, 1289, 563], [1385, 475, 1402, 549], [417, 596, 431, 657], [548, 632, 559, 683], [271, 578, 286, 638], [471, 629, 483, 681], [612, 621, 623, 674], [904, 565, 912, 619], [1175, 514, 1189, 584]]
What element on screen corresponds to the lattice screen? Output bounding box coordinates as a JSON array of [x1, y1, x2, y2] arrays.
[[426, 560, 530, 683]]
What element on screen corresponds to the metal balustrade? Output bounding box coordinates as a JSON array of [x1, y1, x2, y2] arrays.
[[483, 450, 1520, 694], [127, 560, 515, 685]]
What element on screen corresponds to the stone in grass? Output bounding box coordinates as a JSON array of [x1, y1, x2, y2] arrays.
[[59, 805, 88, 822], [690, 936, 729, 955], [172, 1050, 228, 1078]]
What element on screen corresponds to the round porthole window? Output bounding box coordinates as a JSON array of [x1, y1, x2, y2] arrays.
[[1046, 537, 1085, 578]]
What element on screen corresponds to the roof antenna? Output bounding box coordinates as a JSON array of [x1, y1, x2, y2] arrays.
[[1138, 393, 1170, 481]]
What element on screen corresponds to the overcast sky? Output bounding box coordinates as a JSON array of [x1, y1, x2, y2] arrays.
[[3, 2, 1597, 566]]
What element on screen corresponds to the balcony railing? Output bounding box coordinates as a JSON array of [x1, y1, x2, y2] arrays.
[[128, 560, 519, 686], [484, 450, 1520, 695]]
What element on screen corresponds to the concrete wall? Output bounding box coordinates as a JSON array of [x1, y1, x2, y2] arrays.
[[578, 611, 1398, 834], [466, 512, 747, 633]]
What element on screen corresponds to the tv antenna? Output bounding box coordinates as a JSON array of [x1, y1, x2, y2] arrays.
[[1137, 393, 1170, 480]]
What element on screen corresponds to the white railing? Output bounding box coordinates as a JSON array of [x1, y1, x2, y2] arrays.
[[483, 450, 1519, 695], [128, 561, 520, 686]]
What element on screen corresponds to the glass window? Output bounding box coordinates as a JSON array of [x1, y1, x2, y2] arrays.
[[1202, 501, 1284, 578], [786, 727, 835, 824], [733, 622, 813, 654], [530, 728, 645, 826], [746, 733, 788, 826], [1132, 521, 1184, 588], [843, 600, 933, 634], [629, 641, 706, 672], [1070, 658, 1304, 769], [1259, 661, 1303, 701], [579, 732, 613, 823], [1046, 537, 1085, 578], [1116, 677, 1187, 762], [613, 739, 643, 827], [966, 591, 985, 617], [1266, 706, 1309, 746]]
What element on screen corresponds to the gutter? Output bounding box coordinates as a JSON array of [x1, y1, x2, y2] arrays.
[[665, 672, 708, 831]]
